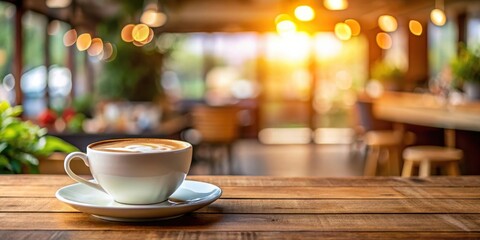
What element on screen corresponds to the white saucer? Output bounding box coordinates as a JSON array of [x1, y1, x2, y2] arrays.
[[55, 180, 222, 222]]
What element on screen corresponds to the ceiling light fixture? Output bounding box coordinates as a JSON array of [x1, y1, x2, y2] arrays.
[[430, 0, 446, 26], [323, 0, 348, 11], [294, 5, 315, 22], [378, 15, 398, 32]]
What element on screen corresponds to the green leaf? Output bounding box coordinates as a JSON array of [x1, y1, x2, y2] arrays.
[[0, 101, 10, 113], [0, 142, 8, 153], [4, 106, 23, 118], [14, 152, 39, 166], [34, 136, 79, 156], [0, 155, 12, 172], [0, 101, 78, 173], [10, 159, 21, 174]]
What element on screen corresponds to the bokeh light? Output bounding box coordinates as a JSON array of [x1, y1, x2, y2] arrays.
[[344, 19, 361, 36], [409, 20, 423, 36], [63, 29, 77, 46], [121, 24, 135, 42], [141, 10, 167, 28], [430, 8, 446, 26], [47, 20, 61, 35], [294, 5, 315, 22], [104, 43, 117, 62], [132, 24, 150, 42], [76, 33, 92, 51], [314, 33, 342, 60], [323, 0, 348, 10], [276, 20, 297, 35], [140, 28, 155, 44], [102, 42, 113, 60], [46, 0, 71, 8], [378, 15, 398, 32], [376, 32, 392, 49], [0, 49, 6, 66], [334, 23, 352, 41], [275, 14, 291, 24], [87, 38, 103, 56], [133, 41, 145, 47]]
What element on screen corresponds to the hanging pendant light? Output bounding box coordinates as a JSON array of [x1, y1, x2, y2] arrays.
[[430, 0, 446, 26]]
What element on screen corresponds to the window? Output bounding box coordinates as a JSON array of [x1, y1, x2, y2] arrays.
[[161, 33, 204, 101], [0, 2, 15, 104], [22, 11, 47, 117]]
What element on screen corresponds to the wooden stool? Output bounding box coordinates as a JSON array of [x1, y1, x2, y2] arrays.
[[401, 146, 463, 177], [363, 130, 403, 176]]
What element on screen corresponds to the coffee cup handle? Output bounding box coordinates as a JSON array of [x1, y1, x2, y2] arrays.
[[64, 152, 106, 193]]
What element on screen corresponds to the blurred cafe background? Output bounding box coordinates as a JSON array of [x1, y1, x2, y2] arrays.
[[1, 0, 480, 176]]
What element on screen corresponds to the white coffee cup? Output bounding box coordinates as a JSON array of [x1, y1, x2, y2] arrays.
[[64, 138, 192, 205]]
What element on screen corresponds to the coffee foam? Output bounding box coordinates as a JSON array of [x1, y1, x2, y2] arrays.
[[91, 139, 183, 153]]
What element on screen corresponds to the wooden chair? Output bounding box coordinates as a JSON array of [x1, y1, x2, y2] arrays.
[[356, 96, 416, 176], [401, 146, 463, 177], [191, 105, 239, 174], [363, 130, 415, 176]]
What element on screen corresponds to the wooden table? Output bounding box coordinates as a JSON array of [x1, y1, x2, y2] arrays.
[[373, 91, 480, 174], [373, 92, 480, 132], [1, 175, 480, 239]]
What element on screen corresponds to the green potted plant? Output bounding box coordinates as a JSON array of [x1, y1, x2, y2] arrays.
[[371, 60, 406, 91], [0, 101, 78, 173], [451, 45, 480, 100]]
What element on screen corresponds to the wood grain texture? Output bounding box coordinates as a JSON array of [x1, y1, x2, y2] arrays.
[[2, 198, 480, 214], [2, 185, 480, 199], [2, 175, 480, 187], [1, 175, 479, 239], [1, 231, 480, 240], [1, 213, 480, 232]]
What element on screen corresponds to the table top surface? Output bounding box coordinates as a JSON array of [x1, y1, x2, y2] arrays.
[[1, 175, 480, 239], [373, 92, 480, 131]]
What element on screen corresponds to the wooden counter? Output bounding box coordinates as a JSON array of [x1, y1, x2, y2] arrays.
[[1, 175, 479, 239]]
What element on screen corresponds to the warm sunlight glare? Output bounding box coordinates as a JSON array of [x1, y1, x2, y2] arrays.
[[276, 20, 297, 35], [294, 5, 315, 22], [274, 14, 291, 24], [314, 33, 342, 60], [268, 32, 310, 62], [323, 0, 348, 10]]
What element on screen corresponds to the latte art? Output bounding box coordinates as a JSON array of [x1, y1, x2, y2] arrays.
[[91, 139, 185, 153], [105, 144, 175, 153]]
